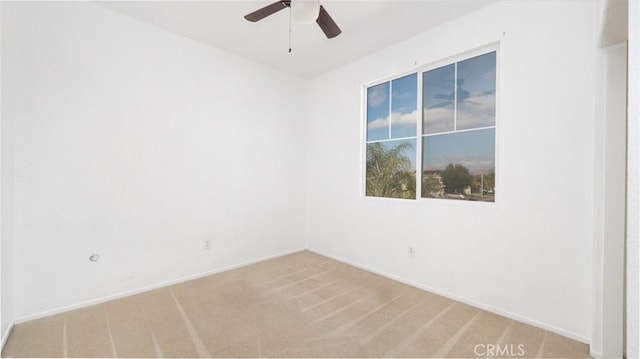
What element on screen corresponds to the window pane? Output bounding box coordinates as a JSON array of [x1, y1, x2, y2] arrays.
[[456, 52, 496, 131], [367, 82, 390, 141], [422, 128, 495, 201], [423, 64, 455, 134], [391, 74, 417, 138], [366, 139, 416, 199]]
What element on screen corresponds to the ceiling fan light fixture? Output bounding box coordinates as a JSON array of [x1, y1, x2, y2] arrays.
[[244, 0, 341, 39], [291, 0, 320, 24]]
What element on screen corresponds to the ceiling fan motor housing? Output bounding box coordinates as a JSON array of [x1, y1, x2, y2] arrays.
[[291, 0, 320, 24], [244, 0, 341, 39]]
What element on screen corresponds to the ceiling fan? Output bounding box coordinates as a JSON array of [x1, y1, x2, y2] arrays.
[[244, 0, 342, 39]]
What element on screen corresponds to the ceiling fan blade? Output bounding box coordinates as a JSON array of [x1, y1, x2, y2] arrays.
[[244, 1, 290, 22], [316, 5, 341, 38]]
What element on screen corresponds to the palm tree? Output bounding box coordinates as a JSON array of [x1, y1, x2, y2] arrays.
[[366, 142, 415, 199]]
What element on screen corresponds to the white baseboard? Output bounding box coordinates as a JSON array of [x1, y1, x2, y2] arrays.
[[15, 247, 306, 324], [589, 349, 603, 359], [14, 246, 591, 346], [2, 321, 14, 351], [307, 247, 590, 345]]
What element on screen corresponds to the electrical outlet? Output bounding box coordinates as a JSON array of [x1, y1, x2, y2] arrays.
[[204, 240, 212, 250], [408, 246, 415, 257]]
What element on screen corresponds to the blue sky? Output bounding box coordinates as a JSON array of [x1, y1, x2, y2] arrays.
[[456, 52, 496, 130], [423, 51, 496, 134], [367, 73, 417, 141], [423, 64, 455, 134], [390, 74, 417, 138], [367, 82, 389, 141]]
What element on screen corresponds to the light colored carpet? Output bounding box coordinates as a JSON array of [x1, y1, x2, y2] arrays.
[[2, 251, 588, 358]]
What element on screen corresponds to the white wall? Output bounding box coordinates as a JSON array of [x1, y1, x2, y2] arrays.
[[1, 0, 618, 349], [304, 0, 597, 342], [1, 0, 16, 345], [626, 0, 640, 357], [2, 2, 306, 320]]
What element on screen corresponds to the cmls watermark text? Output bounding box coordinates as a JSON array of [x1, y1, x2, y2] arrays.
[[474, 344, 526, 357]]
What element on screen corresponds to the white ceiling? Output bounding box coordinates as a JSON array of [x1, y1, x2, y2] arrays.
[[95, 0, 497, 79]]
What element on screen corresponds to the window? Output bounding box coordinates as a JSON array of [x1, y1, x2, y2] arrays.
[[365, 74, 418, 199], [365, 50, 497, 202]]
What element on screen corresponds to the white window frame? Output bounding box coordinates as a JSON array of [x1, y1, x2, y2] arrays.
[[362, 43, 500, 205]]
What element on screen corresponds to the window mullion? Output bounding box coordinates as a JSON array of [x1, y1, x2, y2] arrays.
[[416, 73, 424, 199], [388, 81, 392, 139], [453, 62, 458, 131]]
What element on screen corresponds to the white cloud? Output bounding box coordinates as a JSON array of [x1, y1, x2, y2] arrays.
[[372, 91, 493, 134], [457, 92, 495, 130], [368, 116, 389, 130], [368, 85, 388, 107], [392, 90, 411, 101], [424, 107, 454, 133], [483, 68, 496, 81], [391, 110, 417, 127], [423, 92, 494, 133], [368, 110, 417, 131]]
